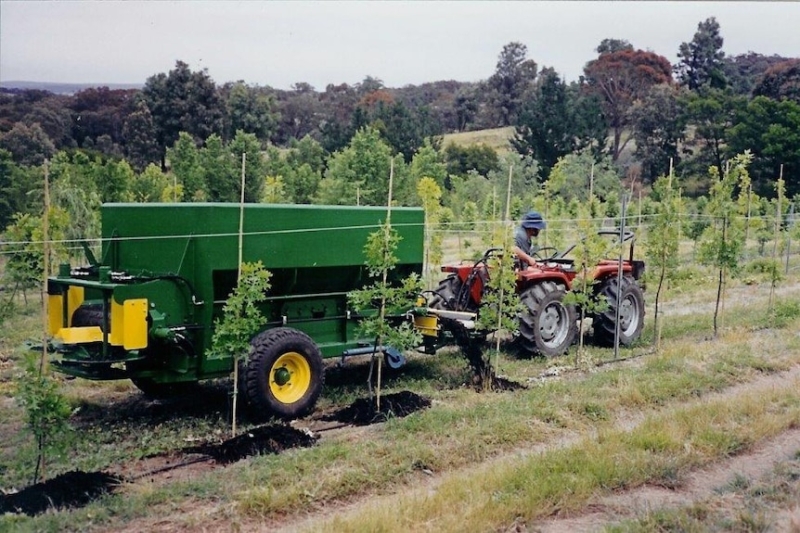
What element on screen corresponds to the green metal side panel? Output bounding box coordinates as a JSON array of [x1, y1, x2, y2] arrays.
[[98, 203, 424, 375], [101, 203, 423, 274]]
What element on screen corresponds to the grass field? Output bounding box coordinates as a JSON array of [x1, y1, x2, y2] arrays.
[[2, 241, 800, 532], [441, 126, 515, 154]]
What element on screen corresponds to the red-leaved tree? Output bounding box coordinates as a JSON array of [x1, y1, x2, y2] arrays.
[[583, 50, 673, 161]]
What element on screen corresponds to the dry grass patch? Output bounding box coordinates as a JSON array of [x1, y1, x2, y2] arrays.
[[440, 127, 514, 153], [318, 383, 800, 533]]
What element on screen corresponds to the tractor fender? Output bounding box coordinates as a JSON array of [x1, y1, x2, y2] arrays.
[[517, 271, 573, 291]]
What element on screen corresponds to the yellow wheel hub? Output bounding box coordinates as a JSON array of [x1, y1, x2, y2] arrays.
[[269, 352, 311, 404]]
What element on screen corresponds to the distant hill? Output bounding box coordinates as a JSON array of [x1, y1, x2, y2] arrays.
[[0, 81, 143, 95]]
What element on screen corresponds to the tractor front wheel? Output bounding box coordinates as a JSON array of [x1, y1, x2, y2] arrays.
[[518, 281, 578, 357], [593, 276, 645, 347], [243, 327, 324, 419]]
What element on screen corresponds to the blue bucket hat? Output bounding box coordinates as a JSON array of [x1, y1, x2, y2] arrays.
[[521, 211, 546, 230]]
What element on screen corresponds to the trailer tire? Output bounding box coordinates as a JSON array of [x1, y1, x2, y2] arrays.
[[243, 327, 324, 420], [71, 305, 107, 328]]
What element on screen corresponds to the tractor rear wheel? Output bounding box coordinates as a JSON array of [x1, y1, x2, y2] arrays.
[[518, 281, 578, 357], [593, 276, 645, 346], [429, 275, 476, 312], [243, 327, 324, 420]]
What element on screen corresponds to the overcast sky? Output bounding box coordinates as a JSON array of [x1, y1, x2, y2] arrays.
[[1, 1, 798, 90]]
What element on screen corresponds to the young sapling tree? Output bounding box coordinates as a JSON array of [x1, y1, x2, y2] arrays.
[[475, 224, 521, 389], [348, 221, 423, 409], [645, 172, 684, 350], [564, 198, 610, 368], [698, 152, 752, 337], [417, 177, 444, 289], [209, 261, 272, 436]]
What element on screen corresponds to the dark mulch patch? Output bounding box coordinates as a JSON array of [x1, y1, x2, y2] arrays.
[[491, 376, 527, 391], [184, 423, 318, 464], [72, 381, 231, 428], [325, 390, 431, 426], [438, 318, 527, 392], [0, 471, 122, 516]]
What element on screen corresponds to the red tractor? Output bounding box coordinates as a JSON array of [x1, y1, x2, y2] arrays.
[[425, 230, 646, 357]]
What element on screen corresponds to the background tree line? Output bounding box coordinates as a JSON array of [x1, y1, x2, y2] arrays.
[[1, 16, 800, 236]]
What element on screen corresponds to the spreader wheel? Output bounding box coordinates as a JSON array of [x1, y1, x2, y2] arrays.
[[243, 327, 324, 419]]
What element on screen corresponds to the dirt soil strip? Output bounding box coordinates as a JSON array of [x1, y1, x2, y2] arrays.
[[275, 364, 800, 533], [534, 427, 800, 533], [110, 360, 800, 533]]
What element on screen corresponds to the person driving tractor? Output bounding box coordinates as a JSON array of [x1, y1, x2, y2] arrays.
[[514, 211, 546, 268]]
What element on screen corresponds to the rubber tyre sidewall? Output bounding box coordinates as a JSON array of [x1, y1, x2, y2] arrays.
[[593, 276, 645, 347], [243, 327, 324, 420], [429, 275, 476, 312], [518, 282, 578, 358]]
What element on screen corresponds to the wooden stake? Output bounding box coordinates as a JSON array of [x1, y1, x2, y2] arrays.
[[41, 160, 50, 375], [376, 159, 395, 411], [233, 152, 246, 437]]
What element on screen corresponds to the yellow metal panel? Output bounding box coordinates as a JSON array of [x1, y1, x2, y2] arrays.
[[110, 299, 124, 346], [48, 287, 85, 335], [414, 315, 439, 337], [58, 326, 103, 344], [109, 298, 148, 349], [48, 294, 64, 335], [123, 299, 148, 350], [66, 287, 84, 326]]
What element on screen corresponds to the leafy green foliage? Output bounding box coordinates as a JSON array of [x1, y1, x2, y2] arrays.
[[544, 149, 621, 204], [417, 177, 444, 287], [210, 261, 272, 433], [3, 210, 69, 299], [630, 85, 687, 183], [727, 96, 800, 197], [645, 174, 685, 347], [142, 60, 225, 168], [210, 262, 272, 363], [0, 123, 56, 167], [317, 127, 410, 206], [675, 17, 727, 90], [16, 352, 72, 483], [442, 143, 499, 180], [122, 99, 160, 172], [698, 152, 752, 335], [679, 88, 744, 183], [476, 229, 522, 337], [348, 221, 423, 400], [512, 68, 605, 179], [225, 82, 277, 141], [133, 163, 170, 202], [167, 132, 204, 201], [487, 42, 538, 126], [564, 209, 610, 366]]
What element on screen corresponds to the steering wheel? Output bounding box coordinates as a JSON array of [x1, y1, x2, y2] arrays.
[[532, 247, 559, 261]]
